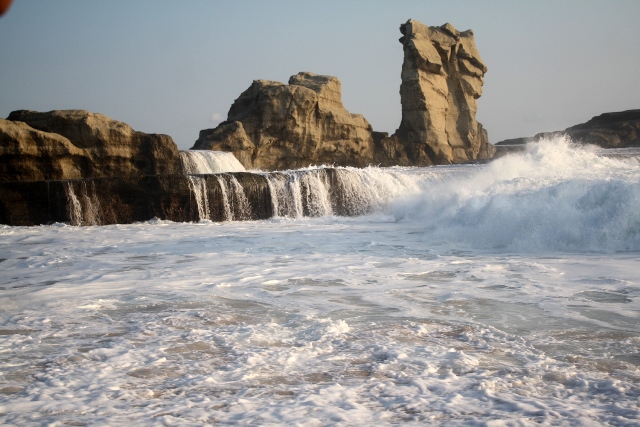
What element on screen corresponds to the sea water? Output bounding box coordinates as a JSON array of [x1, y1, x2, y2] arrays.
[[0, 138, 639, 426]]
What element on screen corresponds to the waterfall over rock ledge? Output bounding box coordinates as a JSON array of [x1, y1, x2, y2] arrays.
[[0, 166, 424, 226], [180, 150, 246, 174]]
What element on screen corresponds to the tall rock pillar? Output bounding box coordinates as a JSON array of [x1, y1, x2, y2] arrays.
[[395, 20, 494, 164]]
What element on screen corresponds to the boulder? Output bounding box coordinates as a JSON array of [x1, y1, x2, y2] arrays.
[[495, 109, 640, 148], [192, 72, 375, 170], [1, 110, 181, 181], [395, 20, 494, 164]]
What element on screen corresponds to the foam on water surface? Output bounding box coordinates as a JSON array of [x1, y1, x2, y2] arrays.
[[1, 139, 639, 425], [1, 218, 639, 426]]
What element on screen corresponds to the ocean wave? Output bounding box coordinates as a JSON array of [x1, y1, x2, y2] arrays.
[[392, 137, 640, 252]]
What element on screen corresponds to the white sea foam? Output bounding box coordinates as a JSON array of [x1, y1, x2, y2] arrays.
[[393, 137, 640, 252], [1, 138, 639, 426]]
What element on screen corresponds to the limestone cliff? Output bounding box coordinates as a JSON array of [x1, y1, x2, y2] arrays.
[[395, 20, 494, 164], [1, 110, 181, 181], [192, 72, 375, 170]]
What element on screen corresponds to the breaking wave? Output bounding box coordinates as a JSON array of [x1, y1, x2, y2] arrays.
[[393, 137, 640, 252]]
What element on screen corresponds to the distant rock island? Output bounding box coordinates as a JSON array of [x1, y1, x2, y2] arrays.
[[192, 19, 494, 169], [496, 110, 640, 149]]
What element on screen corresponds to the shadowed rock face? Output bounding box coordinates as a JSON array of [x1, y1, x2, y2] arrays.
[[0, 173, 273, 226], [193, 20, 494, 169], [193, 72, 375, 170], [1, 110, 181, 181], [495, 110, 640, 149], [395, 20, 494, 164]]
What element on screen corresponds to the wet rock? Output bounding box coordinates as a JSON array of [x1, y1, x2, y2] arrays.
[[0, 173, 274, 226]]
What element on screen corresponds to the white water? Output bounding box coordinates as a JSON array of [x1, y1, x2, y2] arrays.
[[186, 176, 211, 221], [393, 137, 640, 252], [215, 175, 233, 221], [180, 150, 246, 174], [227, 175, 251, 221], [1, 138, 639, 426], [263, 166, 427, 219], [64, 181, 101, 226]]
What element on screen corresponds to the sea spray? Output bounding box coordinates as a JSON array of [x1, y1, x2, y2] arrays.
[[392, 137, 640, 252], [262, 166, 425, 218]]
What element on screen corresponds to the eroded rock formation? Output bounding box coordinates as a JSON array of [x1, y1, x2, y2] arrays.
[[194, 20, 493, 169], [395, 20, 494, 164], [192, 72, 375, 170], [1, 110, 181, 181]]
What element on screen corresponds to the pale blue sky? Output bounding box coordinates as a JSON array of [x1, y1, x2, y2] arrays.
[[1, 0, 638, 149]]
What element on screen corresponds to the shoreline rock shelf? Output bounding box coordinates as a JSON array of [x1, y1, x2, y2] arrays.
[[0, 167, 408, 226]]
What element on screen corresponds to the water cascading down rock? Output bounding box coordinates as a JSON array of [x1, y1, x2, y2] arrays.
[[0, 19, 495, 226]]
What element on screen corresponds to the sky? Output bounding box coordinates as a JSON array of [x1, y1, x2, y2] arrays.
[[1, 0, 639, 150]]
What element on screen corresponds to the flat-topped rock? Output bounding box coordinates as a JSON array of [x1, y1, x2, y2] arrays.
[[1, 110, 181, 181], [192, 72, 375, 170]]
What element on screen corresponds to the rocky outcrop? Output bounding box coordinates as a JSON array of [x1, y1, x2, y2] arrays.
[[194, 20, 493, 169], [192, 72, 375, 170], [2, 20, 495, 183], [395, 20, 493, 164], [563, 110, 640, 147], [495, 110, 640, 149], [1, 110, 181, 181]]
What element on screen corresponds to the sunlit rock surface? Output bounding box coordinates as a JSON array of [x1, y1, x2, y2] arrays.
[[1, 110, 181, 181], [394, 20, 494, 164], [192, 72, 375, 170], [194, 20, 494, 169]]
